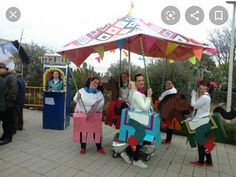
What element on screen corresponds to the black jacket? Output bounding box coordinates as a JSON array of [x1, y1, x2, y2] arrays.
[[3, 72, 19, 107], [0, 77, 6, 111], [16, 75, 26, 106]]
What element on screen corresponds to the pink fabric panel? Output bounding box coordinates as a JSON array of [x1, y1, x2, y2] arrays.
[[81, 132, 87, 143], [73, 113, 102, 144], [87, 132, 94, 144]]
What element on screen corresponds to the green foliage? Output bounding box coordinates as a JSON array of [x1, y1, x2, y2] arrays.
[[70, 63, 102, 112], [212, 89, 236, 107], [147, 59, 196, 100], [196, 54, 216, 80], [104, 59, 143, 81], [208, 26, 236, 101], [211, 63, 236, 104], [71, 62, 102, 90], [216, 122, 236, 145], [217, 63, 236, 87], [104, 54, 216, 101], [22, 42, 47, 86], [147, 54, 218, 101]]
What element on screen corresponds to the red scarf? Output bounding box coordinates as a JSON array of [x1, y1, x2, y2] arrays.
[[137, 88, 145, 95]]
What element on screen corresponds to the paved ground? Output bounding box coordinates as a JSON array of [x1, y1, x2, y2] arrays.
[[0, 109, 236, 177]]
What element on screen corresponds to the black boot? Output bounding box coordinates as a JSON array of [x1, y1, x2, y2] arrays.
[[0, 138, 12, 145]]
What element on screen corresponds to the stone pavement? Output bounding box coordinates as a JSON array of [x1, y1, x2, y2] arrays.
[[0, 109, 236, 177]]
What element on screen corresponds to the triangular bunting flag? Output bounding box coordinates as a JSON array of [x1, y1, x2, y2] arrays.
[[123, 50, 128, 57], [166, 42, 178, 55], [94, 46, 105, 59], [144, 36, 156, 51], [168, 59, 174, 64], [188, 56, 197, 65], [115, 39, 126, 50], [95, 56, 101, 63], [192, 48, 203, 61]]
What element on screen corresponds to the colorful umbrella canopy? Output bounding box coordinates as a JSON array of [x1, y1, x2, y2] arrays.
[[58, 15, 212, 66]]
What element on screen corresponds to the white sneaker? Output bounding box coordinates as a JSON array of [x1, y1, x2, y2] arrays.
[[133, 160, 148, 168], [120, 152, 132, 164]]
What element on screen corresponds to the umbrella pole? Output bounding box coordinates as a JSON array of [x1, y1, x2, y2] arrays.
[[160, 59, 167, 94], [128, 48, 131, 83], [139, 36, 150, 88], [118, 49, 122, 88], [64, 56, 87, 114]]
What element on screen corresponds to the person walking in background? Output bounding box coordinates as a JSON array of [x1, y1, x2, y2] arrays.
[[0, 72, 6, 124], [73, 77, 105, 155], [0, 63, 18, 145], [15, 70, 26, 131]]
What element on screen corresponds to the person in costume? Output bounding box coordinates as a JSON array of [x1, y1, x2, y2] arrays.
[[159, 80, 177, 144], [105, 72, 133, 129], [120, 73, 152, 168], [159, 80, 177, 101], [73, 77, 105, 155], [47, 70, 63, 91], [119, 72, 130, 102], [189, 82, 214, 167], [114, 72, 130, 115]]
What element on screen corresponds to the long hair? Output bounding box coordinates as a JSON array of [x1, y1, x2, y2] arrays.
[[51, 70, 62, 80], [197, 78, 217, 95], [85, 77, 103, 92], [120, 72, 129, 87]]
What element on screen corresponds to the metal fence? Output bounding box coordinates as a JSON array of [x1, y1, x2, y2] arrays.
[[25, 86, 43, 108], [24, 86, 235, 113]]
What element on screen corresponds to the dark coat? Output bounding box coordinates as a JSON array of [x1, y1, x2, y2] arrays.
[[3, 72, 19, 108], [16, 75, 26, 106], [0, 76, 6, 112]]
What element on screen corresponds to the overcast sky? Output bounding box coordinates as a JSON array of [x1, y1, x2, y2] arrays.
[[0, 0, 233, 72]]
